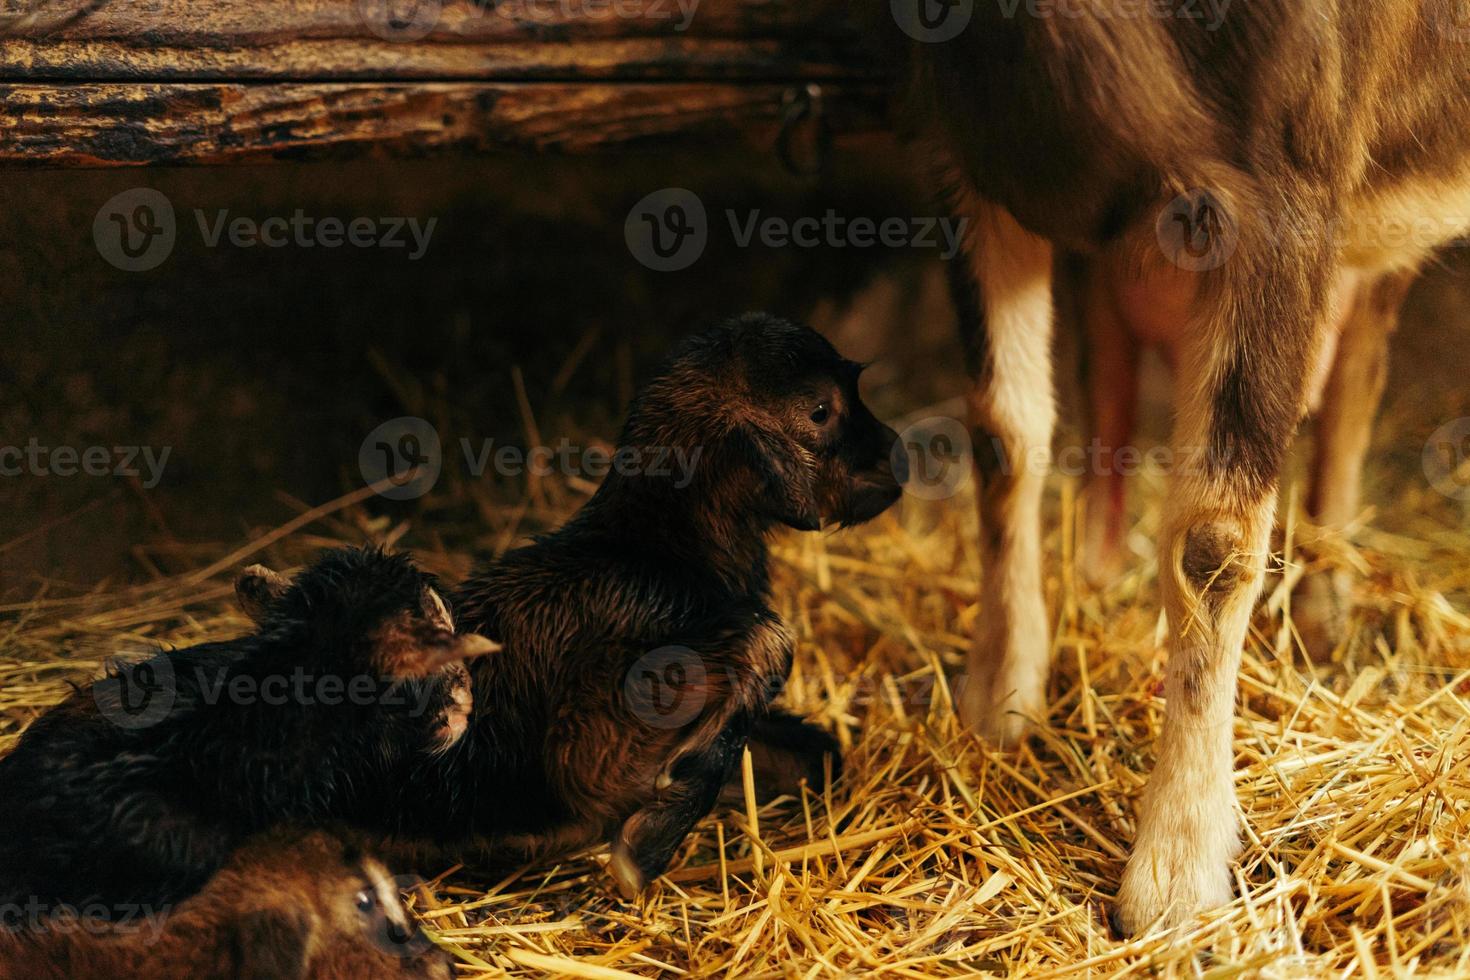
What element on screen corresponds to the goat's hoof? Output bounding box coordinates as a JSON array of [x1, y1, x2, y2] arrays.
[[1112, 838, 1236, 937], [958, 675, 1042, 749], [1294, 569, 1351, 663]]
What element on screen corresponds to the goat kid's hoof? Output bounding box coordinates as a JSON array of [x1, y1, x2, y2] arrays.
[[609, 843, 646, 902]]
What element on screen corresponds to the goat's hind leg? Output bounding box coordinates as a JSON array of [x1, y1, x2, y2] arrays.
[[721, 708, 841, 805], [1296, 269, 1414, 658]]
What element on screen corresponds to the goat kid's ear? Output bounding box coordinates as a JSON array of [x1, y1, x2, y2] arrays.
[[420, 585, 454, 631], [236, 564, 293, 624], [737, 424, 822, 532], [382, 627, 501, 678], [420, 632, 501, 672]]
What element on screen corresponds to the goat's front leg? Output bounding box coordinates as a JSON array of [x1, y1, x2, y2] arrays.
[[950, 199, 1057, 745], [1113, 217, 1333, 933]]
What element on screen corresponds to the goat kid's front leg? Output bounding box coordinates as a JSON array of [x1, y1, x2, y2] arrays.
[[602, 615, 793, 897], [951, 199, 1057, 745], [610, 720, 751, 899], [1114, 220, 1332, 933]]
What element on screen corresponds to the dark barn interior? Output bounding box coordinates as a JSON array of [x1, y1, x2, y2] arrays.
[[4, 2, 1470, 976]]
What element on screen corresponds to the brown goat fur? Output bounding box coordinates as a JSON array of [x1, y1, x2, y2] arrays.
[[898, 0, 1470, 934], [380, 314, 905, 896], [0, 830, 453, 980]]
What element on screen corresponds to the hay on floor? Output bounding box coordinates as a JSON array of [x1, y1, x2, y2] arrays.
[[4, 447, 1470, 979]]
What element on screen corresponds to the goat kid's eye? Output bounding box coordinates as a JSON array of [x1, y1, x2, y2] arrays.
[[810, 404, 830, 426], [355, 888, 376, 913]]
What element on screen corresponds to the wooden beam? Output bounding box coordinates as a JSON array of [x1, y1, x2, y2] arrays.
[[0, 0, 877, 81], [0, 81, 889, 166]]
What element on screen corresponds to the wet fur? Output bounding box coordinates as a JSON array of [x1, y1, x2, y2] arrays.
[[0, 830, 452, 980], [0, 548, 490, 910], [389, 314, 903, 893]]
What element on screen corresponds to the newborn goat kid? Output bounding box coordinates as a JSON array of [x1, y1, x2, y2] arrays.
[[0, 830, 453, 980], [0, 548, 496, 910], [406, 314, 904, 896]]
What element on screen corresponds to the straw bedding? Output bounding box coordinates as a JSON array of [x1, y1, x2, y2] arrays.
[[3, 417, 1469, 978]]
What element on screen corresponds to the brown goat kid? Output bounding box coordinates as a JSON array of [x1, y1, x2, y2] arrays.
[[901, 1, 1470, 934], [0, 830, 453, 980], [391, 314, 905, 898]]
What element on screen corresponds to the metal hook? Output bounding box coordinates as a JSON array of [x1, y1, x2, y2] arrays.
[[777, 83, 832, 179]]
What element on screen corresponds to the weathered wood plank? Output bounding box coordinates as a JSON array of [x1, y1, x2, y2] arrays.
[[0, 0, 875, 80], [0, 81, 888, 166], [0, 38, 868, 81]]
